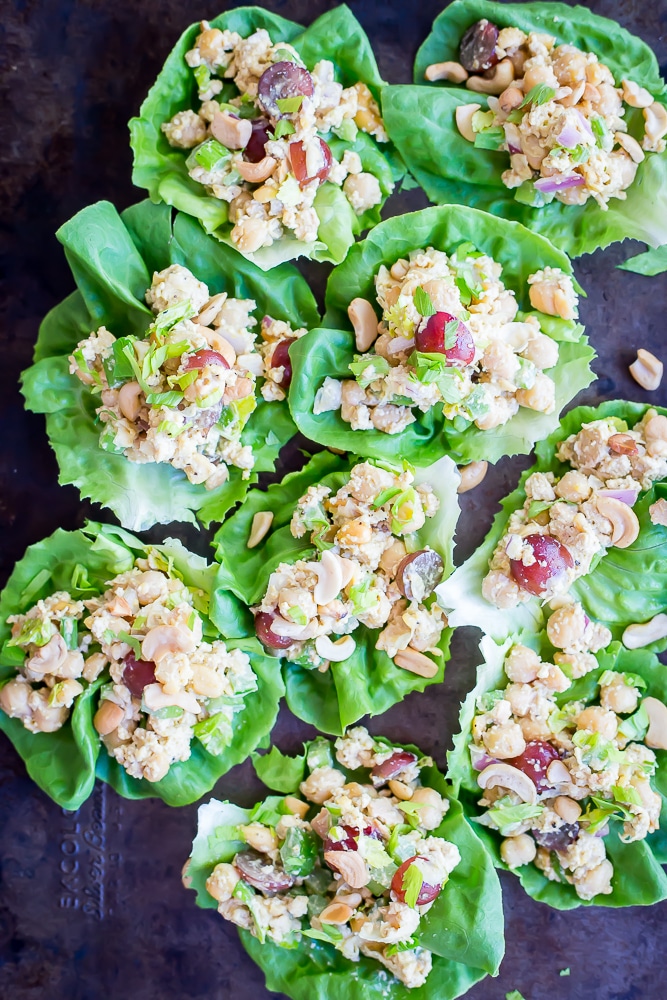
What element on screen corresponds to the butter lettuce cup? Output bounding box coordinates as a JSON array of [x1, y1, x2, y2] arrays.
[[288, 205, 594, 467], [20, 199, 318, 531], [130, 5, 396, 269], [448, 628, 667, 908], [0, 521, 283, 810], [381, 0, 667, 257], [183, 728, 504, 997], [213, 452, 459, 735], [437, 401, 667, 646]]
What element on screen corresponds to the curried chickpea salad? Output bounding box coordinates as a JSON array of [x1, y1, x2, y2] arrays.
[[131, 6, 395, 267], [184, 729, 505, 995], [449, 620, 667, 908]]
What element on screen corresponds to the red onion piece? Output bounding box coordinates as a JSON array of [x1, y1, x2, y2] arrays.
[[470, 746, 498, 771], [534, 173, 586, 194], [597, 488, 639, 506]]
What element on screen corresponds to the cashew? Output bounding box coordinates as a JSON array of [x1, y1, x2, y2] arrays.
[[425, 61, 468, 83], [622, 79, 654, 109], [335, 555, 359, 589], [199, 327, 236, 366], [308, 549, 343, 605], [209, 110, 252, 149], [642, 697, 667, 750], [315, 634, 356, 662], [545, 759, 570, 785], [594, 495, 640, 548], [498, 86, 524, 113], [347, 297, 379, 353], [141, 624, 197, 663], [195, 292, 228, 327], [118, 381, 143, 422], [466, 58, 514, 96], [240, 823, 278, 853], [388, 779, 413, 800], [393, 648, 438, 678], [643, 101, 667, 149], [455, 103, 481, 142], [615, 131, 645, 163], [333, 891, 363, 908], [457, 460, 488, 493], [93, 699, 125, 736], [284, 796, 309, 819], [553, 796, 582, 823], [142, 683, 200, 715], [319, 902, 354, 924], [623, 614, 667, 649], [629, 348, 663, 391], [477, 762, 537, 804], [26, 633, 68, 676], [324, 850, 370, 888], [247, 511, 274, 549], [237, 156, 277, 183]]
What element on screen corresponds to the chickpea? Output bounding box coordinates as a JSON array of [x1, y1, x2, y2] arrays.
[[500, 833, 537, 868], [520, 333, 559, 371], [546, 603, 587, 651], [482, 341, 520, 381], [516, 372, 556, 414], [554, 470, 591, 504], [575, 859, 614, 900], [410, 786, 446, 830], [519, 716, 552, 742], [505, 644, 541, 683], [240, 823, 278, 854], [0, 677, 31, 718], [482, 722, 526, 760], [600, 678, 639, 716], [505, 683, 534, 718], [576, 706, 618, 740], [551, 46, 588, 89], [523, 63, 558, 92], [553, 796, 582, 824], [645, 415, 667, 458]]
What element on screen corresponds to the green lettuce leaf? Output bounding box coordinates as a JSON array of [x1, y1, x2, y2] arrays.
[[252, 744, 306, 793], [21, 199, 319, 531], [289, 205, 594, 465], [379, 0, 667, 257], [0, 521, 284, 809], [130, 5, 394, 268], [437, 400, 667, 645], [619, 245, 667, 275], [186, 736, 504, 994], [448, 634, 667, 908], [213, 451, 460, 734]]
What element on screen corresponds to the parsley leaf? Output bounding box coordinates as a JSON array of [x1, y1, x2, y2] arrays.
[[413, 286, 436, 317], [401, 862, 424, 909]]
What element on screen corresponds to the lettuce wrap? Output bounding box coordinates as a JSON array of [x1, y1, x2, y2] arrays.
[[184, 731, 504, 998], [380, 1, 667, 257], [437, 401, 667, 646], [20, 199, 319, 531], [213, 451, 460, 734], [130, 5, 396, 269], [0, 521, 284, 810], [619, 245, 667, 275], [289, 206, 595, 465], [447, 633, 667, 909]]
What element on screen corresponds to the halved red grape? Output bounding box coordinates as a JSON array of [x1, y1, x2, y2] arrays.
[[507, 740, 560, 794], [289, 138, 333, 187], [391, 857, 442, 905], [234, 849, 295, 893], [415, 312, 475, 366], [459, 19, 500, 73], [245, 116, 272, 163], [533, 823, 580, 853], [270, 338, 296, 388], [395, 549, 444, 601], [371, 750, 418, 783], [509, 534, 574, 597], [254, 611, 293, 650], [323, 824, 381, 856], [183, 349, 229, 371], [122, 652, 156, 698], [257, 62, 314, 118]]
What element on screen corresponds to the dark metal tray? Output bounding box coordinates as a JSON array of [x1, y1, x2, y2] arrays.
[[1, 1, 666, 997]]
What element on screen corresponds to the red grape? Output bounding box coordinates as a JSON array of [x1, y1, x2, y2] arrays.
[[509, 534, 574, 597], [234, 850, 295, 893], [254, 612, 293, 650], [270, 338, 296, 388], [183, 349, 229, 371], [395, 550, 444, 601], [533, 823, 580, 853], [391, 857, 442, 905], [245, 117, 272, 163], [257, 62, 314, 118], [371, 750, 418, 783], [507, 740, 560, 794], [122, 652, 156, 698], [289, 138, 333, 187], [459, 19, 500, 73], [415, 312, 475, 366]]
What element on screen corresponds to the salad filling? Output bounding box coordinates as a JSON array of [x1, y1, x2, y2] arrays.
[[470, 608, 666, 901], [197, 728, 460, 989], [0, 551, 257, 783], [443, 21, 667, 209], [315, 244, 575, 435], [253, 460, 446, 674], [69, 263, 305, 490], [161, 22, 388, 255], [482, 410, 667, 609]]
